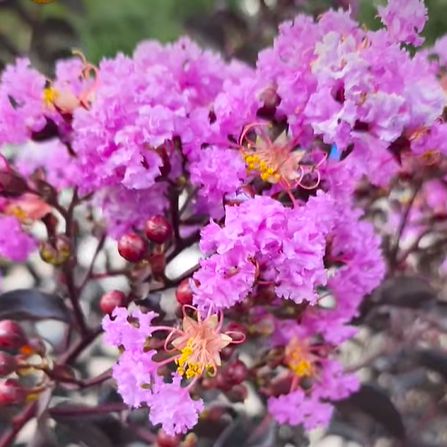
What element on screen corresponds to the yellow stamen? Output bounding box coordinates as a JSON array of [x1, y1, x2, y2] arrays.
[[6, 205, 28, 223], [176, 339, 214, 379], [243, 152, 280, 183], [285, 338, 314, 378], [43, 87, 59, 107], [288, 357, 313, 378]]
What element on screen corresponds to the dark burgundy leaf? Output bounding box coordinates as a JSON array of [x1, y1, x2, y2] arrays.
[[338, 384, 405, 440], [245, 415, 277, 447], [54, 421, 114, 447], [375, 276, 436, 309], [213, 414, 277, 447], [0, 289, 71, 322]]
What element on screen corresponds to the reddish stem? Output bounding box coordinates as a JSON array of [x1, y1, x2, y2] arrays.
[[0, 403, 37, 447]]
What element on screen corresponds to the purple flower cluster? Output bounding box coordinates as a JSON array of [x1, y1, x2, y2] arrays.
[[0, 0, 445, 438], [103, 308, 204, 434]]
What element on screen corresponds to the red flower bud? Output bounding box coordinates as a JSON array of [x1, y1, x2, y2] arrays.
[[156, 430, 180, 447], [175, 279, 193, 305], [0, 379, 26, 406], [215, 372, 232, 392], [220, 345, 234, 361], [226, 384, 248, 403], [0, 352, 17, 376], [118, 232, 147, 262], [144, 215, 172, 244], [226, 359, 248, 385], [100, 290, 127, 314], [0, 320, 27, 350], [226, 322, 247, 338]]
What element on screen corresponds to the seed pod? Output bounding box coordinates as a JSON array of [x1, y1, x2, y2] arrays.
[[0, 379, 26, 406], [0, 352, 17, 377], [175, 279, 193, 306], [0, 320, 27, 350], [118, 232, 147, 262], [100, 290, 127, 314], [144, 215, 172, 244]]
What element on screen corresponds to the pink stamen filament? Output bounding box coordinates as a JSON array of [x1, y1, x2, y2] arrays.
[[154, 355, 180, 368], [290, 374, 299, 393], [225, 331, 246, 344], [239, 121, 270, 146]]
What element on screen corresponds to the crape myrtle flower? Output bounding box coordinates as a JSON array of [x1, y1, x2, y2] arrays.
[[0, 0, 444, 438], [102, 305, 244, 435]]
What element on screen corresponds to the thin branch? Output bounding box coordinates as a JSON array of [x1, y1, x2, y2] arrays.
[[60, 327, 102, 365], [389, 183, 421, 272], [49, 403, 127, 418], [90, 268, 130, 280], [0, 402, 37, 447], [63, 263, 88, 336], [77, 233, 106, 293]]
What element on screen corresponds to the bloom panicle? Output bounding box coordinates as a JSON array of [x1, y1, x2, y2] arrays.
[[0, 0, 443, 437]]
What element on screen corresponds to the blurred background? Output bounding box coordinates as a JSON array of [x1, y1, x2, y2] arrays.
[[1, 0, 447, 73]]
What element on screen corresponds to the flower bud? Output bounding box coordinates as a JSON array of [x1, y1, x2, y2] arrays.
[[0, 320, 27, 350], [156, 430, 180, 447], [0, 379, 26, 406], [226, 359, 248, 385], [118, 232, 147, 262], [39, 235, 71, 266], [220, 345, 234, 361], [226, 383, 248, 403], [203, 404, 227, 422], [20, 337, 46, 357], [144, 215, 172, 244], [215, 372, 232, 392], [175, 279, 193, 306], [0, 352, 17, 376], [100, 290, 126, 314], [226, 322, 247, 338], [200, 376, 216, 390]]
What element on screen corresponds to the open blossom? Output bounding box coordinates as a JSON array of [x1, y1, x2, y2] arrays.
[[268, 389, 334, 430], [258, 3, 445, 189], [1, 0, 443, 439], [378, 0, 428, 46], [172, 311, 233, 378], [268, 360, 359, 429], [147, 375, 204, 436], [103, 306, 243, 434], [0, 215, 36, 262], [193, 193, 336, 310], [0, 59, 46, 146], [112, 349, 157, 408], [102, 307, 158, 352]]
